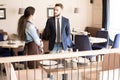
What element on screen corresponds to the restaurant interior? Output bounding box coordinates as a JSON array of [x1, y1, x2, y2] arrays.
[[0, 0, 120, 80]]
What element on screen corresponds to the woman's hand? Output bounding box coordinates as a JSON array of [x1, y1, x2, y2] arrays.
[[40, 40, 43, 48]]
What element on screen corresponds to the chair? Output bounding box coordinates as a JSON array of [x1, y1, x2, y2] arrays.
[[74, 35, 92, 51], [0, 48, 12, 57], [74, 35, 94, 59], [0, 33, 12, 57], [92, 30, 109, 50], [112, 34, 120, 48], [0, 33, 4, 41]]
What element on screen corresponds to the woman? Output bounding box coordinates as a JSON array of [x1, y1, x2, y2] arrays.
[[17, 6, 43, 69]]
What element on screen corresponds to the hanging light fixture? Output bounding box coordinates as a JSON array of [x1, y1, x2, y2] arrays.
[[90, 0, 93, 4], [74, 8, 79, 13], [18, 8, 24, 14], [18, 0, 24, 14], [74, 0, 79, 13]]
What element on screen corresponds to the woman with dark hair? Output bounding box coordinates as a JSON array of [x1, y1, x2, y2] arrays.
[[17, 6, 43, 69]]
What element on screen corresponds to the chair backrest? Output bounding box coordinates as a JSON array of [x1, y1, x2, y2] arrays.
[[112, 34, 120, 48], [75, 35, 92, 51], [96, 30, 109, 47], [0, 33, 4, 41], [97, 30, 108, 38]]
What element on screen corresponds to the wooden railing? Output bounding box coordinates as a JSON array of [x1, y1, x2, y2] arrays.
[[0, 48, 120, 80]]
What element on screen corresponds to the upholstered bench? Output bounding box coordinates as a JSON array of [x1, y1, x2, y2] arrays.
[[84, 26, 101, 37]]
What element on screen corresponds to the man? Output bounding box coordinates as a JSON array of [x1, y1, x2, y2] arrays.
[[42, 3, 73, 52]]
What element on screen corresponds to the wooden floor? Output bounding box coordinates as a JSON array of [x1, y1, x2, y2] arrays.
[[0, 71, 7, 80], [14, 61, 102, 80], [0, 62, 101, 80]]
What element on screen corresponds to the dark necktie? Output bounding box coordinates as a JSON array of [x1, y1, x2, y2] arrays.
[[57, 18, 60, 43]]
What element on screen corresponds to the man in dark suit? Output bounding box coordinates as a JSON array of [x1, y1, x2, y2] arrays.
[[42, 3, 73, 52]]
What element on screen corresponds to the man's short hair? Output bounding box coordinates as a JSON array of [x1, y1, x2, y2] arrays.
[[55, 3, 63, 9]]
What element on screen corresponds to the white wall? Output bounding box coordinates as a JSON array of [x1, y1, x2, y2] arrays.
[[0, 0, 93, 34]]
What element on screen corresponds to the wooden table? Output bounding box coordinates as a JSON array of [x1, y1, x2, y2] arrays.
[[40, 60, 102, 80], [40, 61, 102, 72], [0, 40, 25, 48], [0, 40, 25, 56], [0, 40, 25, 80], [89, 37, 107, 44]]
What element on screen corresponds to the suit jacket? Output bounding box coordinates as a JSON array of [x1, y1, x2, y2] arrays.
[[42, 16, 73, 50]]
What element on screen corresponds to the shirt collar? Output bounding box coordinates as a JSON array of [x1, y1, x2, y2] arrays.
[[56, 15, 62, 19]]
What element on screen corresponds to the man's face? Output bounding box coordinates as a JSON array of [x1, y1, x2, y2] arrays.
[[54, 6, 62, 17]]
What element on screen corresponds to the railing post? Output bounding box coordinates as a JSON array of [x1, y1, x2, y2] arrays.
[[4, 63, 17, 80]]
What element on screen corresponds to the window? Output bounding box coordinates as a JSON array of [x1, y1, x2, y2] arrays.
[[109, 0, 120, 41]]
